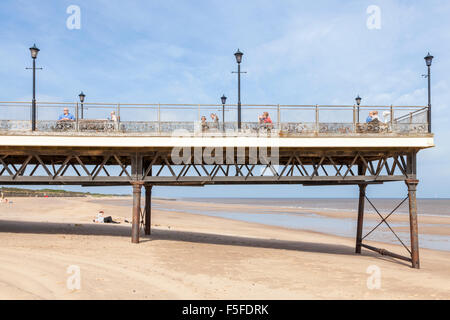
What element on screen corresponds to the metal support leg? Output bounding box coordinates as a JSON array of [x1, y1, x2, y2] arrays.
[[144, 185, 152, 235], [355, 184, 367, 254], [131, 182, 142, 244], [406, 179, 420, 269]]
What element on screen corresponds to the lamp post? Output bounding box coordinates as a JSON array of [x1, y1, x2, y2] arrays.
[[221, 94, 227, 132], [78, 91, 86, 119], [233, 49, 244, 130], [424, 52, 433, 133], [29, 44, 40, 131], [355, 95, 362, 123]]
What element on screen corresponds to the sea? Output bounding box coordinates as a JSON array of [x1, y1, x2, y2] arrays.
[[92, 197, 450, 252]]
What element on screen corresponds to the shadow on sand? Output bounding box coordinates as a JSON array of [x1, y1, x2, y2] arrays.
[[0, 219, 410, 267]]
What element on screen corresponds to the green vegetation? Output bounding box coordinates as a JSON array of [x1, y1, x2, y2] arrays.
[[0, 187, 123, 198]]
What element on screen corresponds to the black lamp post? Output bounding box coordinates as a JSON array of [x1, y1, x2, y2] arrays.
[[424, 52, 433, 133], [221, 94, 227, 132], [29, 44, 40, 131], [234, 49, 244, 129], [355, 95, 362, 123], [78, 91, 86, 119]]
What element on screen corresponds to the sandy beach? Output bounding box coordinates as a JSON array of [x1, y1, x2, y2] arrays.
[[0, 197, 449, 300]]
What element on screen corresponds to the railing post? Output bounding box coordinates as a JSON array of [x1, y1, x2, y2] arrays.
[[315, 104, 319, 134], [198, 104, 201, 135], [116, 103, 120, 131], [75, 102, 79, 131], [390, 105, 394, 128], [158, 103, 161, 134], [277, 104, 280, 131], [353, 104, 356, 133]]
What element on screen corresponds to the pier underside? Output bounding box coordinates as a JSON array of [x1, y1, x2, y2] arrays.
[[0, 145, 423, 185], [0, 135, 432, 269]]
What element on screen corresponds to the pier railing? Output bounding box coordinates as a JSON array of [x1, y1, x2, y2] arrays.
[[0, 102, 429, 136]]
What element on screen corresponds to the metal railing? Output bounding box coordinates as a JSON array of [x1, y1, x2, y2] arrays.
[[0, 101, 430, 136]]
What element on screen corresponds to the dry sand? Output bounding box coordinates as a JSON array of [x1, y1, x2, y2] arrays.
[[0, 197, 449, 300]]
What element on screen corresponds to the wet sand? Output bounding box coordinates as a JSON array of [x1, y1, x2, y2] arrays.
[[0, 197, 449, 299]]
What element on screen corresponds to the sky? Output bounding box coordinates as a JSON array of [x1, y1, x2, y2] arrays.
[[0, 0, 449, 198]]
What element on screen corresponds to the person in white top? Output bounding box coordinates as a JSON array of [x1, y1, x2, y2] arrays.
[[110, 111, 118, 122]]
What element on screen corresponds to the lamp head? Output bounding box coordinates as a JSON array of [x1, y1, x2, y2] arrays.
[[424, 52, 434, 67], [78, 91, 86, 103], [234, 49, 243, 64], [29, 44, 40, 59]]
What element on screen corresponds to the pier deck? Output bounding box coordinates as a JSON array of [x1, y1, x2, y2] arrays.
[[0, 102, 434, 268]]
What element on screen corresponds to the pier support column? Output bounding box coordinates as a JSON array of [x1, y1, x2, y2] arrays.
[[131, 182, 143, 244], [355, 183, 367, 254], [406, 179, 420, 269], [144, 185, 152, 235]]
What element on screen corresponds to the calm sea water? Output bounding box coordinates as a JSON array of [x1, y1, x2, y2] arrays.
[[185, 198, 450, 217], [91, 197, 450, 251]]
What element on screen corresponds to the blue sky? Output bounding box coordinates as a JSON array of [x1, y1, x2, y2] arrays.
[[0, 0, 449, 198]]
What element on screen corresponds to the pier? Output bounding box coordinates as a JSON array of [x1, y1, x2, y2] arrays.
[[0, 102, 433, 268]]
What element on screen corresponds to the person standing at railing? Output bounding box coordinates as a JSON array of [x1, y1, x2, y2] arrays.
[[210, 113, 219, 130], [58, 108, 75, 121], [201, 116, 209, 132]]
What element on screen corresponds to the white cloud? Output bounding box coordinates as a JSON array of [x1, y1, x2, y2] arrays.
[[1, 0, 450, 197]]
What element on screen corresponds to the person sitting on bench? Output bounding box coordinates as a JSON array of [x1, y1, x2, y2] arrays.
[[58, 108, 75, 121]]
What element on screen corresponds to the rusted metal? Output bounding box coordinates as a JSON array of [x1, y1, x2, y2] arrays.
[[406, 152, 417, 178], [361, 244, 412, 263], [406, 179, 420, 268], [365, 195, 412, 255], [362, 196, 409, 246], [0, 150, 415, 185], [131, 182, 143, 244], [354, 175, 420, 268], [355, 182, 367, 254], [144, 185, 152, 235]]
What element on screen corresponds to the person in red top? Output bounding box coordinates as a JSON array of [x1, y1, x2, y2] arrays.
[[263, 112, 273, 131], [263, 112, 272, 124]]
